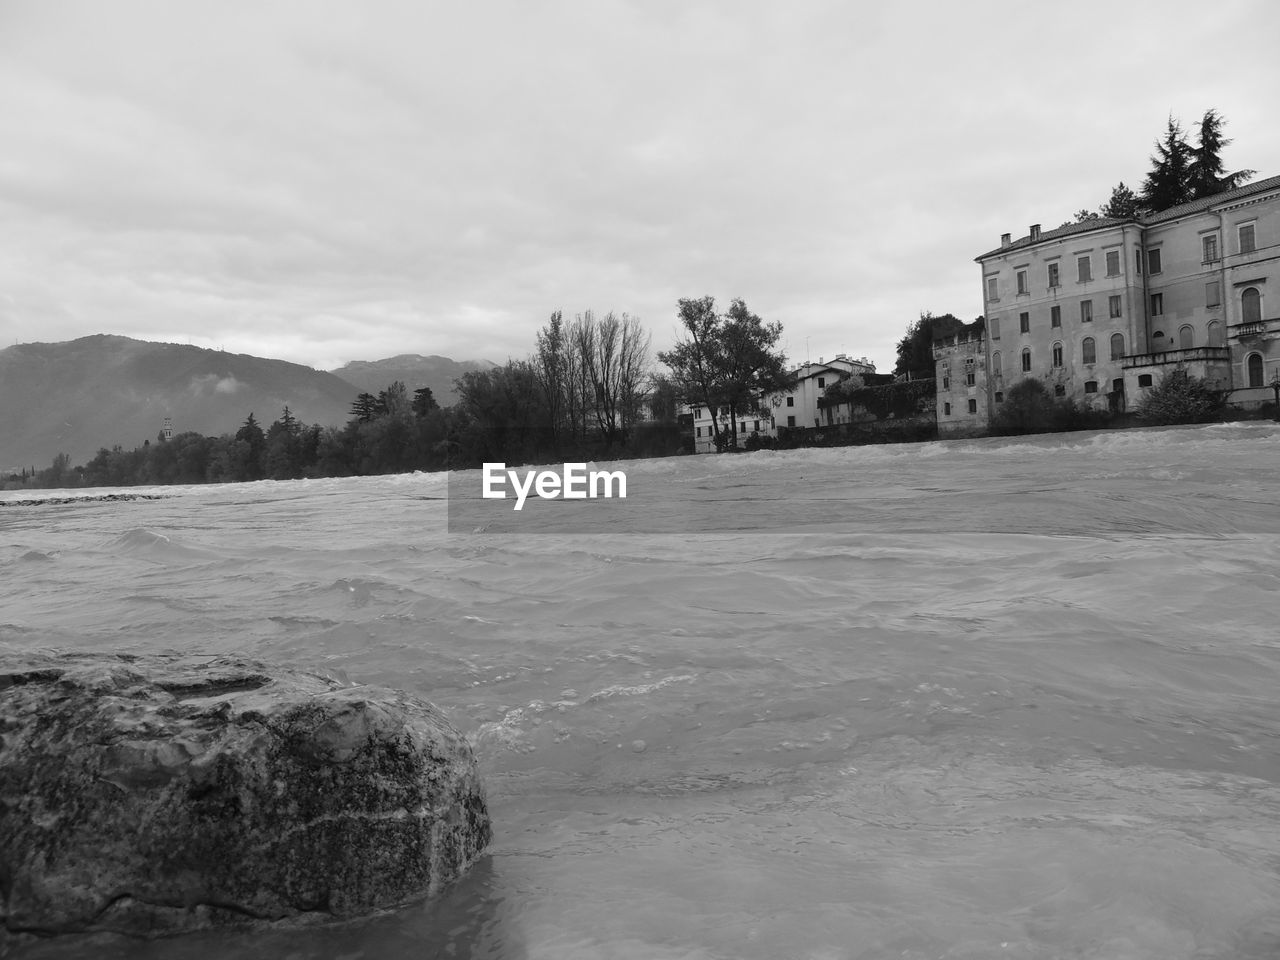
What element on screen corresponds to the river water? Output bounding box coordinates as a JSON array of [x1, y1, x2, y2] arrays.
[[4, 423, 1280, 959]]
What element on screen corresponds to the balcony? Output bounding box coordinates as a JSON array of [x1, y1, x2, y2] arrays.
[[1231, 319, 1274, 340], [1122, 346, 1230, 369]]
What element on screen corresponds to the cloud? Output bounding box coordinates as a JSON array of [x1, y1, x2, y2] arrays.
[[0, 0, 1277, 375]]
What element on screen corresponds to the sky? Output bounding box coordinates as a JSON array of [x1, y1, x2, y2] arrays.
[[2, 0, 1278, 375]]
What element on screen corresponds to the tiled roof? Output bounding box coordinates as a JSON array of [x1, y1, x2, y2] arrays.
[[1141, 172, 1280, 224], [975, 218, 1131, 261], [976, 173, 1280, 261]]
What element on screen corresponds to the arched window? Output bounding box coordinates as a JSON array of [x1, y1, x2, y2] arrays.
[[1052, 342, 1064, 367], [1110, 333, 1125, 360], [1207, 321, 1224, 347], [1243, 287, 1262, 324], [1082, 337, 1096, 364], [992, 351, 1002, 375], [1248, 353, 1265, 388], [1021, 348, 1031, 373], [1179, 325, 1195, 349]]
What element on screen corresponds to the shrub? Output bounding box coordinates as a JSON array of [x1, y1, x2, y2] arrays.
[[1135, 367, 1226, 425]]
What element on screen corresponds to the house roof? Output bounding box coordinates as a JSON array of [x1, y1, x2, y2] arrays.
[[976, 173, 1280, 261]]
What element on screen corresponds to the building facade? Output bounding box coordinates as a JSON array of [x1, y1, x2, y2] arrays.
[[937, 174, 1280, 432], [688, 354, 875, 452]]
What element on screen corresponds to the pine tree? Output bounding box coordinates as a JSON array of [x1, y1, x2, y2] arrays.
[[1141, 116, 1193, 212], [1099, 181, 1143, 219]]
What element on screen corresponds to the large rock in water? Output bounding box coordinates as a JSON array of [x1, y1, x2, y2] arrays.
[[0, 651, 491, 943]]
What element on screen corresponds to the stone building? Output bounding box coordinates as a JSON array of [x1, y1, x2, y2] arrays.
[[936, 174, 1280, 430]]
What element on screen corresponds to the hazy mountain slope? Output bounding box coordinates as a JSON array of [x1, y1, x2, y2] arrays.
[[328, 354, 496, 406], [0, 335, 360, 471]]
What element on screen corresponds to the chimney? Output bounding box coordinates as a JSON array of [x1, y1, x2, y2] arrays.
[[1000, 232, 1011, 248], [1030, 224, 1041, 242]]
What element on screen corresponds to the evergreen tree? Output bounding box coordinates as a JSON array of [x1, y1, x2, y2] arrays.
[[350, 393, 379, 422], [411, 386, 438, 417], [1188, 109, 1255, 199], [1141, 115, 1193, 212], [1099, 181, 1143, 219]]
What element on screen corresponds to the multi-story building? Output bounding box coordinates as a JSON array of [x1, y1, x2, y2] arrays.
[[687, 354, 875, 452], [937, 174, 1280, 433]]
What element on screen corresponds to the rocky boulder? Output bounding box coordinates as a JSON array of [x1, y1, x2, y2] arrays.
[[0, 651, 491, 943]]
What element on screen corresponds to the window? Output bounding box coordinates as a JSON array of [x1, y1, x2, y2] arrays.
[[1148, 248, 1162, 274], [1208, 321, 1224, 347], [1179, 325, 1194, 349], [995, 391, 1004, 403], [1110, 333, 1125, 360], [942, 376, 951, 390], [754, 420, 760, 431], [1206, 281, 1221, 307], [692, 408, 701, 419], [1242, 287, 1262, 324], [1084, 381, 1098, 394], [1052, 342, 1064, 367], [1020, 312, 1030, 334], [990, 317, 1001, 340], [986, 276, 999, 300], [1240, 223, 1256, 254], [1051, 305, 1061, 328], [1247, 353, 1264, 388], [1138, 374, 1153, 387], [1112, 379, 1124, 393], [1082, 337, 1096, 364], [1203, 234, 1219, 263], [943, 403, 951, 416], [1077, 255, 1092, 282], [1151, 292, 1163, 316], [966, 370, 975, 386], [1106, 250, 1120, 276], [968, 398, 977, 414], [1021, 348, 1031, 373], [992, 351, 1002, 375], [786, 396, 795, 407], [1048, 262, 1060, 288], [1135, 247, 1143, 275], [696, 426, 702, 437], [786, 415, 796, 427], [1054, 384, 1066, 397], [817, 377, 825, 388], [1109, 295, 1122, 319], [1017, 269, 1029, 295], [1080, 300, 1093, 323]]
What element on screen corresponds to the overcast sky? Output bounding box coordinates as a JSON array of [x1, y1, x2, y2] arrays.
[[2, 0, 1278, 374]]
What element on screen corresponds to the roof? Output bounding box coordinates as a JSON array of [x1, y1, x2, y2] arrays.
[[976, 173, 1280, 261]]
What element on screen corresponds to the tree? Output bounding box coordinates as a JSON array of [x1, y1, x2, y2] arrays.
[[411, 386, 438, 417], [1142, 115, 1194, 212], [234, 412, 266, 480], [658, 296, 724, 448], [894, 312, 968, 380], [1188, 109, 1255, 199], [535, 310, 566, 445], [657, 297, 790, 451], [350, 393, 379, 423], [1072, 208, 1101, 224], [715, 299, 790, 449], [1135, 367, 1226, 424], [1099, 181, 1143, 219]]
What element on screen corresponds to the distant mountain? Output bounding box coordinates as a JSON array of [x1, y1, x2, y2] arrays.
[[0, 335, 362, 472], [328, 355, 497, 406]]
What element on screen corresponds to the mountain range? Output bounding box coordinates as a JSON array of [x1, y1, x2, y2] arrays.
[[0, 335, 494, 472]]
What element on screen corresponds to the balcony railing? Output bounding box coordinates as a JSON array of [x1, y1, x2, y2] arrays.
[[1121, 346, 1231, 369], [1231, 320, 1269, 339]]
